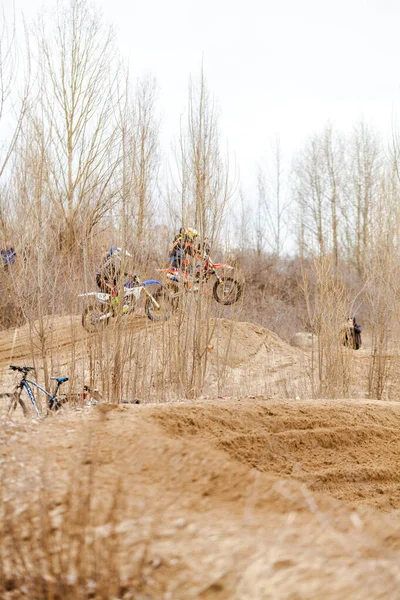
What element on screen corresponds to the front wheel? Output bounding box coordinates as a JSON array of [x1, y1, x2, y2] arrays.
[[82, 304, 110, 332], [145, 289, 173, 322], [8, 391, 27, 417], [213, 277, 243, 305]]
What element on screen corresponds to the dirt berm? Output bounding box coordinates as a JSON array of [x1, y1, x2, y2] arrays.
[[2, 396, 400, 598], [0, 315, 310, 398]]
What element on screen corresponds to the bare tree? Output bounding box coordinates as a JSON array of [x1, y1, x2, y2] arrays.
[[104, 72, 160, 403], [295, 134, 328, 258], [363, 168, 400, 399], [0, 6, 30, 235], [294, 125, 346, 267], [131, 76, 160, 246], [257, 138, 290, 256], [167, 68, 234, 396], [323, 126, 344, 268], [302, 255, 353, 398], [234, 188, 253, 254], [253, 191, 266, 257], [36, 0, 120, 252], [117, 73, 160, 257], [175, 68, 232, 245], [345, 122, 382, 275]]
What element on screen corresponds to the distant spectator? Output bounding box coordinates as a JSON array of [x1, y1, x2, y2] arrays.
[[1, 241, 16, 271], [342, 316, 362, 350]]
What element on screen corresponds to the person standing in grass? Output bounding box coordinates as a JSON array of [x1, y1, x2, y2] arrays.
[[342, 316, 362, 350], [1, 241, 16, 272]]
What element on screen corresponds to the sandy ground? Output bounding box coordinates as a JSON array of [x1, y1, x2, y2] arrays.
[[0, 313, 310, 400], [2, 398, 400, 598], [1, 315, 400, 598]]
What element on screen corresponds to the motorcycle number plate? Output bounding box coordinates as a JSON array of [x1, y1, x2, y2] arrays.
[[97, 293, 110, 302], [125, 287, 142, 300]]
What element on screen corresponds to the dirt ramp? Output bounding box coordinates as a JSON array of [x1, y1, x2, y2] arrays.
[[0, 314, 153, 366], [0, 314, 309, 399], [3, 399, 400, 598], [0, 315, 82, 364], [151, 397, 400, 511], [0, 313, 157, 395], [206, 319, 309, 397], [208, 319, 302, 369]]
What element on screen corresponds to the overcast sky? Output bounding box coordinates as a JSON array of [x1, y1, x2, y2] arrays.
[[6, 0, 400, 190]]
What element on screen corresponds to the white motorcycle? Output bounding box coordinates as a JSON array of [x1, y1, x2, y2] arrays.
[[79, 275, 172, 332]]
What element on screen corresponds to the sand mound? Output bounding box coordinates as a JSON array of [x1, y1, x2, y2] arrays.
[[2, 397, 400, 598], [152, 397, 400, 511], [0, 315, 310, 399], [205, 319, 309, 397], [291, 331, 316, 348], [208, 319, 296, 369]]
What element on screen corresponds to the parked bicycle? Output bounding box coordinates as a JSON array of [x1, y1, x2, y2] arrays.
[[7, 365, 68, 418], [79, 274, 173, 332]]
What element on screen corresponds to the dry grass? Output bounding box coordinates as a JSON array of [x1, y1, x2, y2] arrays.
[[0, 424, 152, 600]]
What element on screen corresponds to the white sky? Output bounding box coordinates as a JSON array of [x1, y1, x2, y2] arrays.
[[6, 0, 400, 190]]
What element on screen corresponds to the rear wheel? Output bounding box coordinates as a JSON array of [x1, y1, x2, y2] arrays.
[[48, 396, 63, 412], [213, 277, 243, 305], [145, 289, 173, 322], [82, 304, 110, 332]]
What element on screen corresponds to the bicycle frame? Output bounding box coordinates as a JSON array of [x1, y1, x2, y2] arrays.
[[10, 378, 41, 417], [24, 378, 61, 412], [10, 375, 63, 417]]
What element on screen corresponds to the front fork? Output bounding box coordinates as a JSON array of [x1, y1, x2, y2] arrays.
[[8, 384, 23, 414], [213, 271, 222, 284], [143, 286, 161, 309]]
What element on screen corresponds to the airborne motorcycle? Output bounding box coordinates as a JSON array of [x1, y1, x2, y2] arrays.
[[159, 256, 243, 309], [79, 275, 172, 332]]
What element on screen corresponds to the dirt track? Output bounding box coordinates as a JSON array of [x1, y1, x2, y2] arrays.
[[0, 313, 158, 395], [0, 314, 310, 399], [2, 316, 400, 597], [2, 396, 400, 598], [151, 397, 400, 512], [0, 314, 152, 366]]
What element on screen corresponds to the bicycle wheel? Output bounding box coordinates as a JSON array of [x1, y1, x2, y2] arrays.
[[8, 389, 41, 418], [7, 390, 27, 417], [82, 304, 110, 332], [48, 395, 63, 411], [213, 277, 243, 305], [145, 289, 173, 322]]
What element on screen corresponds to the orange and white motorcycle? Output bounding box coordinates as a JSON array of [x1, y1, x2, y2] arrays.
[[158, 256, 243, 310]]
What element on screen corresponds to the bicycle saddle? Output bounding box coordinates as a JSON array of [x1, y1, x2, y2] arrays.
[[50, 376, 69, 383], [9, 365, 35, 373]]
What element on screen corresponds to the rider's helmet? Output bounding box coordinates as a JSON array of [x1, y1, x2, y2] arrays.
[[110, 246, 132, 258], [110, 245, 120, 257], [186, 228, 198, 239]]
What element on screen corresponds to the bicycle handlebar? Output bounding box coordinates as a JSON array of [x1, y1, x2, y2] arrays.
[[10, 365, 35, 374]]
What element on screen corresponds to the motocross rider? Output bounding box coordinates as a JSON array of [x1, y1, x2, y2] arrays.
[[96, 246, 132, 293], [168, 228, 202, 270]]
